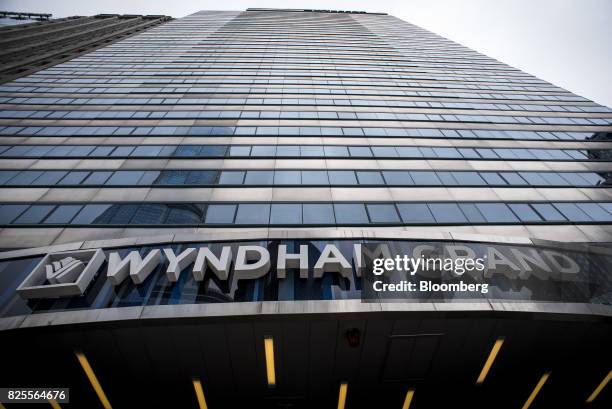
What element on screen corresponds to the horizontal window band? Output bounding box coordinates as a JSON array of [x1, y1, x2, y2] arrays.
[[0, 144, 607, 161], [0, 126, 609, 141], [1, 106, 610, 118], [0, 169, 609, 188], [1, 201, 610, 227]]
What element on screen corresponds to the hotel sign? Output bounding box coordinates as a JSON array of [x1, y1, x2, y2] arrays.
[[14, 240, 609, 303]]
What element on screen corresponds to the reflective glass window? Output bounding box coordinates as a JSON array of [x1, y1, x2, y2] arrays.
[[235, 204, 270, 224], [329, 171, 357, 185], [0, 204, 28, 223], [274, 171, 301, 185], [303, 204, 335, 224], [270, 204, 302, 224], [244, 171, 273, 185], [532, 204, 567, 221], [14, 205, 55, 224], [367, 204, 400, 223], [356, 171, 384, 185], [44, 205, 83, 224], [397, 204, 435, 223], [428, 204, 468, 223], [302, 171, 329, 185], [219, 171, 245, 184], [333, 203, 368, 224], [506, 204, 541, 222], [204, 204, 236, 224], [475, 203, 519, 222]]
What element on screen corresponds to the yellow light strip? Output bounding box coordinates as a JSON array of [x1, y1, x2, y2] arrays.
[[402, 389, 415, 409], [192, 379, 209, 409], [1, 403, 7, 409], [264, 337, 276, 387], [337, 382, 348, 409], [586, 369, 612, 403], [49, 399, 62, 409], [74, 350, 113, 409], [476, 337, 504, 384], [521, 372, 550, 409]]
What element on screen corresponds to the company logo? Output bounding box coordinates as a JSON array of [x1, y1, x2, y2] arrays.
[[16, 249, 106, 299]]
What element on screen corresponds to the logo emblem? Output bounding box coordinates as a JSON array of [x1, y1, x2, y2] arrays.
[[17, 249, 106, 299]]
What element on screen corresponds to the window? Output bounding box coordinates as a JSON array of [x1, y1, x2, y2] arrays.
[[235, 204, 270, 224], [367, 204, 400, 223], [576, 203, 612, 221], [453, 172, 486, 185], [324, 146, 349, 157], [229, 146, 251, 156], [333, 204, 368, 224], [508, 204, 542, 222], [428, 204, 468, 223], [303, 204, 335, 224], [133, 146, 163, 156], [371, 147, 398, 157], [82, 171, 112, 185], [475, 203, 519, 222], [410, 172, 441, 185], [356, 171, 384, 185], [395, 146, 423, 158], [276, 146, 299, 156], [106, 171, 144, 185], [458, 204, 486, 223], [165, 204, 206, 224], [219, 171, 245, 184], [531, 204, 566, 221], [499, 173, 528, 185], [519, 172, 549, 185], [6, 171, 43, 185], [0, 171, 19, 185], [328, 171, 357, 185], [14, 205, 55, 224], [186, 171, 218, 185], [44, 205, 83, 224], [270, 204, 302, 224], [553, 203, 592, 222], [434, 148, 461, 158], [348, 146, 372, 157], [397, 204, 435, 223], [251, 146, 276, 156], [71, 204, 113, 224], [111, 146, 135, 157], [300, 146, 324, 156], [244, 171, 274, 185], [481, 172, 506, 185], [59, 171, 90, 185], [0, 204, 28, 223], [205, 204, 236, 224], [302, 171, 329, 185], [382, 171, 413, 185], [274, 171, 301, 185], [131, 204, 167, 224], [32, 171, 67, 185]]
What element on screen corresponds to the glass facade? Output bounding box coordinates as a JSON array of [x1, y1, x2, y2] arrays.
[[0, 9, 611, 235]]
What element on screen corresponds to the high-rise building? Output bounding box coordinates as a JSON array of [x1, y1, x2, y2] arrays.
[[0, 9, 610, 409], [0, 13, 172, 83]]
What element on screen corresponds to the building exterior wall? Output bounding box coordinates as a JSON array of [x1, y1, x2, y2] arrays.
[[0, 9, 611, 250], [0, 10, 611, 408], [0, 13, 172, 84]]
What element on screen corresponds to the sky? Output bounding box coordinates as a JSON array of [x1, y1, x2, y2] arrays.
[[1, 0, 611, 108]]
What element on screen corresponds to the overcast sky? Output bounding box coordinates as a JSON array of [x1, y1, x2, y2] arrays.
[[2, 0, 611, 107]]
